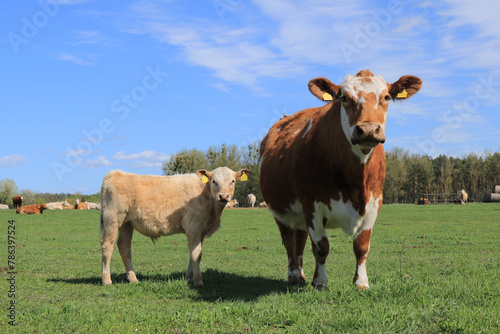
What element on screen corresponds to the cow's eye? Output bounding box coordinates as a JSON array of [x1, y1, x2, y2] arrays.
[[384, 95, 391, 101], [340, 95, 347, 103]]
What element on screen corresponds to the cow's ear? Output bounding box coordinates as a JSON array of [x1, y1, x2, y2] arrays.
[[196, 169, 212, 181], [388, 75, 422, 100], [235, 169, 251, 180], [308, 78, 341, 102]]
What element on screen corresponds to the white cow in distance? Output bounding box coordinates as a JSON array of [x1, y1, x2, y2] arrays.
[[247, 194, 256, 208], [0, 204, 9, 210], [99, 167, 250, 287]]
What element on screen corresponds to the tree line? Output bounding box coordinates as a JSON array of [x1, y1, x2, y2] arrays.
[[162, 143, 500, 205], [2, 144, 498, 207]]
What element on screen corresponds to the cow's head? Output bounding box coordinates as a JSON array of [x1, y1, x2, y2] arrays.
[[196, 167, 251, 206], [40, 203, 49, 212], [308, 69, 422, 156]]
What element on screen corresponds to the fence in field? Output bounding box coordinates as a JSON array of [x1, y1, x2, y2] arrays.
[[418, 193, 461, 204]]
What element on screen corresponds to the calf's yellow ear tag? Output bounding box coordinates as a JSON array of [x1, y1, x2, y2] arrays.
[[202, 175, 209, 183], [322, 92, 333, 101], [397, 89, 408, 99], [240, 172, 248, 182]]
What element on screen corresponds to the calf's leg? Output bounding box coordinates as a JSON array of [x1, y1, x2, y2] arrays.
[[101, 226, 119, 286], [117, 222, 138, 283], [186, 235, 204, 287]]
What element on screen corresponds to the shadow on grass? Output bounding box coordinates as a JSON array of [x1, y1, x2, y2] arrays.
[[48, 269, 301, 302]]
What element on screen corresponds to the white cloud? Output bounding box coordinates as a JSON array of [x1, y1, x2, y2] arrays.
[[59, 148, 98, 157], [57, 53, 94, 66], [80, 156, 113, 168], [0, 154, 28, 168], [112, 150, 169, 169], [113, 150, 169, 161]]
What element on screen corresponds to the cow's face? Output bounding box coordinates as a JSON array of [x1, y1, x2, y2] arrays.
[[197, 167, 251, 206], [308, 70, 422, 157], [40, 204, 49, 211]]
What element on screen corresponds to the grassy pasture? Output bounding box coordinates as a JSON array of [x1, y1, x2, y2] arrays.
[[0, 203, 499, 333]]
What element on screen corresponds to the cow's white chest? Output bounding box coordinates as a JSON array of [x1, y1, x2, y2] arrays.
[[313, 195, 380, 237], [269, 195, 380, 237]]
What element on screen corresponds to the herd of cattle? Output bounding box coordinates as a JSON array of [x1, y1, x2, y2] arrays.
[[0, 196, 102, 214], [4, 70, 424, 290]]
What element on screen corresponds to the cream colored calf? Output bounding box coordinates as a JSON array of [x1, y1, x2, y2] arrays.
[[99, 167, 250, 287]]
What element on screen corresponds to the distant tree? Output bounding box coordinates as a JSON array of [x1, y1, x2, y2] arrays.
[[162, 142, 262, 205], [20, 189, 36, 205], [0, 179, 19, 206]]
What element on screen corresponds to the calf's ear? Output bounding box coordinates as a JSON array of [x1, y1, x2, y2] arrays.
[[388, 75, 422, 100], [196, 169, 212, 180], [308, 78, 341, 102], [235, 169, 251, 180]]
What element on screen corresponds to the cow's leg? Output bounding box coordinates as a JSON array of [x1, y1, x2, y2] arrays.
[[352, 228, 372, 290], [277, 220, 307, 285], [186, 235, 204, 287], [100, 226, 119, 286], [308, 215, 330, 290], [117, 222, 138, 284]]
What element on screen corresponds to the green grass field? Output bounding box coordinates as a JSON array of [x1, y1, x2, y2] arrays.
[[1, 203, 499, 333]]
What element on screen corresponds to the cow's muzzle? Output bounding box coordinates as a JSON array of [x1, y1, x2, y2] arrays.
[[351, 122, 385, 148], [217, 193, 231, 204]]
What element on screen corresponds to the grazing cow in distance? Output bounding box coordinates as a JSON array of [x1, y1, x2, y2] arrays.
[[100, 167, 250, 287], [259, 202, 267, 208], [16, 204, 49, 214], [0, 204, 9, 210], [12, 196, 23, 209], [460, 190, 468, 204], [247, 194, 256, 208], [260, 69, 422, 290]]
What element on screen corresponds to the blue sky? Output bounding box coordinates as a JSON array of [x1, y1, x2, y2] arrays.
[[1, 0, 499, 194]]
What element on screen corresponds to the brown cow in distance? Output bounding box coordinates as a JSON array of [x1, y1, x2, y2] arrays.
[[12, 196, 23, 209], [260, 69, 422, 290], [16, 204, 49, 214]]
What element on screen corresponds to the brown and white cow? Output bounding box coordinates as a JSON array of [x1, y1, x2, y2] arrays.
[[260, 69, 422, 290], [16, 203, 49, 214], [99, 167, 250, 287], [75, 199, 91, 210], [12, 196, 23, 209]]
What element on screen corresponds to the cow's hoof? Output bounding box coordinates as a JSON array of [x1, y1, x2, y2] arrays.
[[194, 281, 204, 288], [102, 279, 112, 286], [312, 282, 327, 291], [356, 285, 369, 291], [287, 274, 306, 286]]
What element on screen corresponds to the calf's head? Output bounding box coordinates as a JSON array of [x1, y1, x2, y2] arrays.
[[308, 69, 422, 154], [196, 167, 251, 205]]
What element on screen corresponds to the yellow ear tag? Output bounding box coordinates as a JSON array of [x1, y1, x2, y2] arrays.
[[397, 89, 408, 99], [240, 172, 248, 182], [202, 175, 209, 183], [322, 92, 333, 101]]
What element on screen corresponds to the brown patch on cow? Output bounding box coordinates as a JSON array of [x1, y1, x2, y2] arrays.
[[312, 236, 330, 264], [353, 229, 371, 265], [355, 69, 375, 77]]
